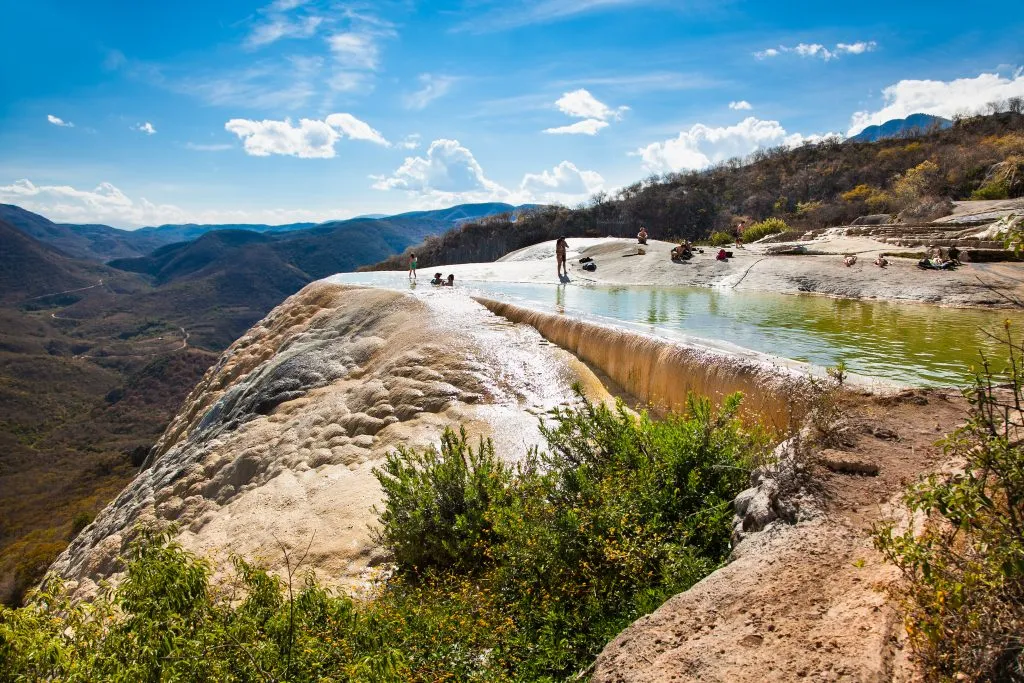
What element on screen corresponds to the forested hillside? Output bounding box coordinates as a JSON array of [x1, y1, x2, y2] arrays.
[[368, 110, 1024, 270]]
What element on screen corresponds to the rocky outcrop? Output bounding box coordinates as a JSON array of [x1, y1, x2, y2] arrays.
[[51, 282, 612, 597]]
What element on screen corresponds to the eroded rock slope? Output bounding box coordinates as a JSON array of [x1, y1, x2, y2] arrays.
[[52, 282, 610, 596]]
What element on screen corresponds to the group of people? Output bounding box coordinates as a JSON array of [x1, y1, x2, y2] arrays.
[[671, 240, 694, 261], [407, 253, 457, 286], [430, 272, 456, 286]]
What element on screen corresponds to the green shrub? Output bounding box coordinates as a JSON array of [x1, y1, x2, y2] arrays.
[[69, 511, 93, 539], [874, 323, 1024, 680], [971, 178, 1010, 200], [373, 427, 515, 573], [743, 217, 790, 243], [707, 231, 735, 246], [0, 394, 768, 681]]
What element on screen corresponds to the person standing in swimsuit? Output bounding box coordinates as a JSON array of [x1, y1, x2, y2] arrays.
[[555, 237, 568, 278], [408, 252, 418, 280]]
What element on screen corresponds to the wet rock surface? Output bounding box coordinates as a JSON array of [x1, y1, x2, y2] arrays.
[[52, 282, 611, 598]]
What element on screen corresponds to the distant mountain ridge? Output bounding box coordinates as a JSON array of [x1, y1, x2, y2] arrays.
[[849, 113, 952, 142], [0, 202, 535, 264]]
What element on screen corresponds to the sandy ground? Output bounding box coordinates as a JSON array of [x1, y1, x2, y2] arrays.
[[592, 389, 967, 682], [423, 235, 1024, 308]]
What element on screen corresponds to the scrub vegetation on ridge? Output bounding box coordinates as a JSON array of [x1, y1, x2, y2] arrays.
[[368, 110, 1024, 271], [0, 392, 768, 681]]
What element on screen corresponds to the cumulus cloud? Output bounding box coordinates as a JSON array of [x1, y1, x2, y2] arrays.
[[755, 41, 876, 61], [544, 88, 627, 136], [729, 100, 752, 110], [133, 122, 157, 135], [371, 139, 504, 196], [404, 74, 458, 110], [0, 177, 342, 228], [371, 138, 603, 207], [47, 114, 74, 127], [554, 88, 626, 120], [520, 161, 604, 204], [543, 119, 609, 135], [848, 70, 1024, 135], [633, 117, 837, 172], [225, 113, 389, 157]]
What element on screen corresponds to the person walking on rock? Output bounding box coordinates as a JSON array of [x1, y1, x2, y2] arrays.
[[555, 237, 568, 279], [408, 253, 418, 280]]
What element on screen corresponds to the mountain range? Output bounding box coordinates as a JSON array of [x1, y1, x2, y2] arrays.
[[0, 202, 532, 263], [848, 113, 952, 142]]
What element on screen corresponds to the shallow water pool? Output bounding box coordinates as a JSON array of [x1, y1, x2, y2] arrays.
[[328, 272, 1024, 386]]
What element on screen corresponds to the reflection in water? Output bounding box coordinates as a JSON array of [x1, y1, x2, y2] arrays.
[[328, 272, 1024, 386]]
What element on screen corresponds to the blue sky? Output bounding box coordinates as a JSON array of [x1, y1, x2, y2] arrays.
[[1, 0, 1023, 228]]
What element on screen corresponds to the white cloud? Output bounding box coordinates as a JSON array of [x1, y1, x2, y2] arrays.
[[633, 116, 836, 172], [327, 70, 370, 93], [322, 11, 396, 92], [729, 100, 752, 110], [186, 142, 233, 152], [755, 41, 876, 61], [544, 88, 627, 136], [0, 177, 348, 228], [323, 113, 389, 146], [397, 133, 421, 150], [371, 138, 604, 208], [247, 15, 322, 48], [543, 119, 609, 135], [371, 139, 504, 195], [246, 0, 323, 48], [520, 161, 604, 204], [225, 113, 389, 158], [794, 43, 834, 60], [133, 122, 157, 135], [837, 41, 876, 55], [404, 74, 458, 110], [327, 32, 382, 70], [165, 57, 323, 109], [848, 70, 1024, 135], [554, 88, 625, 120], [47, 114, 74, 128]]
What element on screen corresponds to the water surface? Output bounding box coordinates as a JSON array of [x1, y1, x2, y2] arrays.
[[329, 272, 1024, 386]]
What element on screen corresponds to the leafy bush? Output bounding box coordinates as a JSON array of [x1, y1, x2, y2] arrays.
[[707, 231, 735, 246], [971, 178, 1010, 200], [0, 394, 767, 681], [374, 428, 514, 573], [69, 512, 93, 539], [743, 217, 789, 243], [874, 324, 1024, 680]]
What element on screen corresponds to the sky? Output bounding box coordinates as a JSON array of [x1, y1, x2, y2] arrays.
[[1, 0, 1023, 229]]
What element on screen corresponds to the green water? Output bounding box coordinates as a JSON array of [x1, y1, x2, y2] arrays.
[[328, 272, 1024, 386]]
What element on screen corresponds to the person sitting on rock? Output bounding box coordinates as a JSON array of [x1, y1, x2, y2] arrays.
[[637, 226, 648, 245], [671, 241, 693, 261], [716, 248, 728, 261], [430, 272, 444, 285], [948, 245, 961, 265], [844, 254, 857, 267], [874, 255, 889, 268]]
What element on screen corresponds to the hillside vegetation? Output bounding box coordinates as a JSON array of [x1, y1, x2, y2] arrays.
[[368, 110, 1024, 271], [0, 394, 766, 681]]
